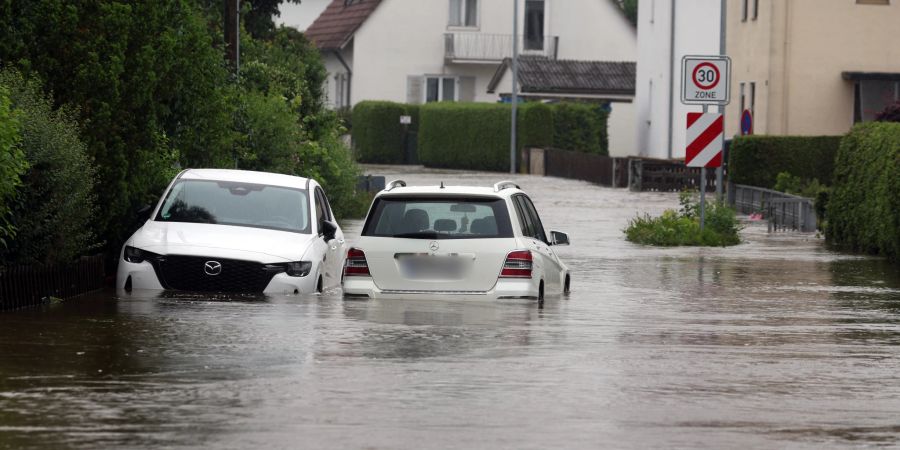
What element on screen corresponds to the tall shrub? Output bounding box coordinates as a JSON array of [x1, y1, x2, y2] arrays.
[[0, 70, 97, 265], [418, 102, 554, 172], [551, 103, 608, 155], [728, 135, 842, 188], [352, 101, 408, 163], [827, 122, 900, 261], [0, 85, 26, 250]]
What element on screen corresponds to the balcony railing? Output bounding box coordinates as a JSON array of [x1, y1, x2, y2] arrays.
[[444, 33, 559, 63]]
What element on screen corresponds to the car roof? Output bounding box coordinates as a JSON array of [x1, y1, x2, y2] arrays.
[[377, 183, 522, 198], [180, 169, 311, 190]]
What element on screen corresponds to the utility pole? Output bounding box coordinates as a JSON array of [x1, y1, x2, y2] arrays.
[[225, 0, 240, 75], [510, 0, 519, 174], [715, 0, 726, 202]]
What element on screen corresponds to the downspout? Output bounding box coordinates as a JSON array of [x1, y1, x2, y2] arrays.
[[333, 49, 352, 107], [666, 0, 676, 159]]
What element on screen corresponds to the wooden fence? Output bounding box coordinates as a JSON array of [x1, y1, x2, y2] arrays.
[[525, 147, 628, 188], [628, 158, 719, 192], [0, 255, 105, 311]]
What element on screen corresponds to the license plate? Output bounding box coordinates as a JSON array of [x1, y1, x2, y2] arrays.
[[397, 254, 467, 279]]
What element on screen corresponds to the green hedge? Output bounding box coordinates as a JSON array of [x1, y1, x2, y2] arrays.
[[827, 122, 900, 262], [728, 135, 843, 188], [352, 101, 413, 164], [418, 102, 553, 172], [551, 103, 609, 155]]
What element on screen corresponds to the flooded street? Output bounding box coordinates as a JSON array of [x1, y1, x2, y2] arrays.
[[2, 166, 900, 449]]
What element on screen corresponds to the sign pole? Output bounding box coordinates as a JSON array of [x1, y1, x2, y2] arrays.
[[700, 105, 708, 232], [715, 0, 726, 203]]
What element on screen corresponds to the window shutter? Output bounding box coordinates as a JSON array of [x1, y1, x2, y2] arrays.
[[407, 76, 424, 104], [459, 76, 476, 102]]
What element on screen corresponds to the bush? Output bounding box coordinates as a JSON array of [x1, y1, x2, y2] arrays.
[[551, 102, 609, 155], [418, 102, 554, 172], [0, 69, 97, 265], [625, 190, 741, 247], [0, 85, 26, 250], [827, 122, 900, 262], [352, 101, 409, 164], [728, 135, 843, 188]]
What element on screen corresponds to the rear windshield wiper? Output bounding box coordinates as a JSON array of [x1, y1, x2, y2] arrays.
[[392, 231, 443, 239]]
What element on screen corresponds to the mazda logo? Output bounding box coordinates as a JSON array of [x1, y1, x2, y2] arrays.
[[429, 241, 439, 252], [204, 260, 222, 276]]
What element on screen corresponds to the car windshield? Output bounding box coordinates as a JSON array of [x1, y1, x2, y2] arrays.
[[155, 179, 310, 233], [362, 196, 513, 239]]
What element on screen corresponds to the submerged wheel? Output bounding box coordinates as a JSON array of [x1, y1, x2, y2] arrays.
[[538, 281, 545, 309], [564, 275, 571, 294], [316, 276, 323, 293]]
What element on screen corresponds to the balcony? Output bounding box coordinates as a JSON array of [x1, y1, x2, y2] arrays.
[[444, 33, 559, 64]]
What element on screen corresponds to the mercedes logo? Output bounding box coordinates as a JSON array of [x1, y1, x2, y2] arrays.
[[204, 260, 223, 276], [429, 241, 439, 252]]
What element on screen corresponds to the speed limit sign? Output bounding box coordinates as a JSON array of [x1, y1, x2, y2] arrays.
[[681, 55, 731, 105]]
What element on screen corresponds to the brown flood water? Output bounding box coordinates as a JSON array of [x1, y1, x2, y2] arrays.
[[2, 165, 899, 449]]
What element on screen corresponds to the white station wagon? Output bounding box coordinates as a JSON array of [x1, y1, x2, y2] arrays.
[[342, 180, 570, 304], [117, 169, 346, 295]]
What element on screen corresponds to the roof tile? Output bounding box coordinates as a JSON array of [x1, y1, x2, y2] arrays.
[[305, 0, 382, 50]]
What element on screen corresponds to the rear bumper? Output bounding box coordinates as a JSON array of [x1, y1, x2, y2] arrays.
[[342, 277, 539, 300]]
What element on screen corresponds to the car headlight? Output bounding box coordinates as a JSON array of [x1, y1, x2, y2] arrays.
[[124, 245, 153, 263], [285, 261, 312, 277]]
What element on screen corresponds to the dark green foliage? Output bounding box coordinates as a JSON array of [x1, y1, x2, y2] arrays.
[[352, 101, 409, 164], [417, 102, 555, 172], [243, 0, 301, 39], [0, 85, 26, 249], [0, 70, 97, 265], [621, 0, 638, 26], [827, 122, 900, 262], [625, 190, 741, 247], [728, 135, 843, 188], [876, 101, 900, 122], [551, 102, 609, 155]]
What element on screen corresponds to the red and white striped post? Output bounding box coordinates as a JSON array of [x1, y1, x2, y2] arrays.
[[686, 109, 724, 231]]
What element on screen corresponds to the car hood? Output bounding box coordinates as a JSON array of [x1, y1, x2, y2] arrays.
[[129, 221, 317, 262]]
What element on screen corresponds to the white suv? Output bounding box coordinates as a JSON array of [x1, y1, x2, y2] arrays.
[[342, 180, 570, 304]]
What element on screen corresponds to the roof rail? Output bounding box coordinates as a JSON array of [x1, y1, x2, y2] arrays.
[[385, 179, 407, 191], [493, 180, 520, 192]]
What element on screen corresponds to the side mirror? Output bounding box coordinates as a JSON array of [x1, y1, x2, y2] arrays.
[[550, 230, 570, 246], [136, 204, 153, 223], [321, 220, 338, 241]]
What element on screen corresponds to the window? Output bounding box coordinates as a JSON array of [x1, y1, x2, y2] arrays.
[[361, 197, 514, 239], [857, 0, 889, 4], [739, 82, 746, 112], [156, 180, 311, 234], [749, 81, 756, 116], [513, 194, 547, 243], [425, 76, 457, 102], [524, 0, 545, 51], [449, 0, 478, 27], [334, 73, 349, 109], [741, 0, 748, 21], [855, 79, 900, 122], [752, 0, 759, 19]]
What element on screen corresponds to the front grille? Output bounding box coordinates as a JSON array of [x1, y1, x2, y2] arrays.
[[150, 255, 277, 293]]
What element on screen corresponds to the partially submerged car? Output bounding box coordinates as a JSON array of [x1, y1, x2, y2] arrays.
[[117, 169, 345, 295], [342, 180, 570, 304]]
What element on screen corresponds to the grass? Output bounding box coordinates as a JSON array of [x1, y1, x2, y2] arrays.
[[625, 191, 742, 247]]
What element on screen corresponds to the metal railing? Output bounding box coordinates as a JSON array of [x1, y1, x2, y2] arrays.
[[729, 184, 817, 232], [444, 33, 559, 62], [1, 255, 105, 311]]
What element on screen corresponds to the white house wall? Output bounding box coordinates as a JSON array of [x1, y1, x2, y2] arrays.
[[635, 0, 721, 160]]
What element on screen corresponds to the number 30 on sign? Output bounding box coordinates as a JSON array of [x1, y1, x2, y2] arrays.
[[681, 55, 731, 106]]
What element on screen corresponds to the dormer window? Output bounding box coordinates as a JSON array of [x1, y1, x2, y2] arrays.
[[449, 0, 478, 27]]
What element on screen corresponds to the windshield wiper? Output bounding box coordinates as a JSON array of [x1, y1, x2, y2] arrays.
[[393, 231, 443, 239]]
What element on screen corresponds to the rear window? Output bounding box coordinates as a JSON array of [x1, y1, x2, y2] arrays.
[[362, 196, 513, 239]]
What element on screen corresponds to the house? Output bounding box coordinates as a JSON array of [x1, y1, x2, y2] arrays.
[[304, 0, 639, 156], [725, 0, 900, 137], [633, 0, 722, 160]]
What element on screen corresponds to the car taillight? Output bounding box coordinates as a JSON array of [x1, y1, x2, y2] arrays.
[[500, 250, 532, 278], [343, 247, 370, 277]]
